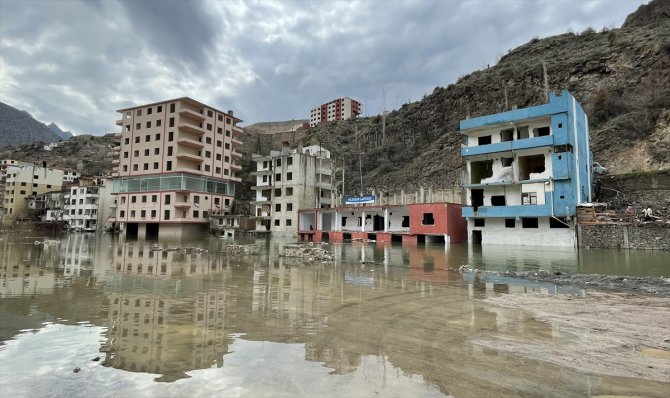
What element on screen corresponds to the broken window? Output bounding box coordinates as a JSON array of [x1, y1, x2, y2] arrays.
[[471, 160, 493, 184], [518, 155, 546, 180], [422, 213, 435, 225], [471, 189, 484, 211], [478, 135, 492, 145], [474, 218, 485, 227], [534, 126, 550, 137], [500, 128, 514, 142], [521, 192, 538, 205], [401, 216, 410, 228], [501, 157, 514, 167], [490, 195, 506, 206], [341, 217, 347, 227], [521, 218, 539, 228], [505, 218, 516, 228]]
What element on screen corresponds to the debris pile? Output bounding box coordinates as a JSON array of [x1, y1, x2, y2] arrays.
[[281, 244, 334, 262], [221, 244, 259, 255], [150, 246, 208, 255], [34, 239, 60, 246]]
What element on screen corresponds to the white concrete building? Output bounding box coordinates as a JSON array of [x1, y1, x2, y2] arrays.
[[251, 145, 334, 235], [2, 164, 65, 217], [64, 179, 114, 231]]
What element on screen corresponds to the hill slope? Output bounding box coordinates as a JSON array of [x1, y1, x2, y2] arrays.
[[0, 102, 62, 147], [305, 0, 670, 194]]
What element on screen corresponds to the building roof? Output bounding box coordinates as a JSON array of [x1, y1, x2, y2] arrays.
[[116, 96, 243, 123]]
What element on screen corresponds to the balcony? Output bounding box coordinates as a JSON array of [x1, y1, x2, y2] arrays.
[[176, 153, 203, 163], [111, 159, 120, 165], [250, 198, 270, 205], [461, 135, 554, 157], [178, 137, 205, 149], [111, 146, 121, 152], [229, 176, 241, 183], [231, 137, 243, 147], [316, 166, 332, 175], [251, 169, 272, 175], [179, 121, 205, 136], [174, 202, 190, 208], [179, 108, 205, 121], [230, 162, 242, 171], [231, 150, 242, 158], [115, 119, 123, 126]]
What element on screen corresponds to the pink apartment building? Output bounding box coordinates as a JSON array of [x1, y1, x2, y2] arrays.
[[110, 97, 243, 239]]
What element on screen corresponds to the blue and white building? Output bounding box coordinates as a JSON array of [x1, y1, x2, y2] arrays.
[[460, 90, 592, 247]]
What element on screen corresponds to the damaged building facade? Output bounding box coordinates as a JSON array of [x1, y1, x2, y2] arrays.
[[460, 90, 592, 247], [251, 145, 334, 236]]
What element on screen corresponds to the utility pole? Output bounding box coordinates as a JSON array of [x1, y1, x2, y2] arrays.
[[382, 88, 387, 145], [542, 60, 549, 101], [359, 152, 364, 194]]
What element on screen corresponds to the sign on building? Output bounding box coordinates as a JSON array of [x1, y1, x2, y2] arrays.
[[345, 195, 375, 205]]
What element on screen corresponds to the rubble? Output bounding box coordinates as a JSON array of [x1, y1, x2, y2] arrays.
[[150, 245, 208, 255], [281, 244, 334, 261], [34, 239, 60, 246], [220, 244, 259, 255]]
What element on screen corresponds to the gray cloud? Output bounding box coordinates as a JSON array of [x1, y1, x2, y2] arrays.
[[0, 0, 646, 134]]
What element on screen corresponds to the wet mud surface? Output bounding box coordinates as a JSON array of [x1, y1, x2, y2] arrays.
[[479, 291, 670, 383]]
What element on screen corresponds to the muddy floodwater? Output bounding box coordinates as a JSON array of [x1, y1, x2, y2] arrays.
[[1, 233, 669, 397]]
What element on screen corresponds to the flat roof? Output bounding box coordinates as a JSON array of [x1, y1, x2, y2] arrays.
[[116, 96, 243, 123]]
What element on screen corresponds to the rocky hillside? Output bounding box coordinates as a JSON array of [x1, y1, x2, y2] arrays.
[[47, 122, 73, 140], [0, 102, 62, 147], [0, 134, 119, 176], [303, 0, 669, 195]]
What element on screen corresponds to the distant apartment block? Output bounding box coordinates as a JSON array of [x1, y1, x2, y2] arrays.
[[309, 97, 362, 127], [64, 178, 114, 231], [1, 163, 69, 217], [251, 145, 334, 235], [111, 97, 243, 238], [460, 90, 592, 247]]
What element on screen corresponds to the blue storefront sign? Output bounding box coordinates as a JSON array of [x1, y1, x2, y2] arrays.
[[345, 195, 376, 205]]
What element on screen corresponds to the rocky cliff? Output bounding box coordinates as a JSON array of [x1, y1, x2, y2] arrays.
[[304, 0, 669, 194], [0, 102, 63, 147]]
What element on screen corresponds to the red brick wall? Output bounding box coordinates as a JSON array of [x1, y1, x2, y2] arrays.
[[447, 204, 467, 243], [409, 203, 449, 235]]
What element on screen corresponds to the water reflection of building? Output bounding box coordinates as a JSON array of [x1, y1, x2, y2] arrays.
[[0, 239, 59, 296], [111, 243, 224, 277], [104, 289, 232, 382]]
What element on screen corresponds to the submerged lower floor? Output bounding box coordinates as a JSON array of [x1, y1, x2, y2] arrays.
[[468, 216, 576, 247]]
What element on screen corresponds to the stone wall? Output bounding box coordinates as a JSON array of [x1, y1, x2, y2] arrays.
[[578, 223, 670, 250]]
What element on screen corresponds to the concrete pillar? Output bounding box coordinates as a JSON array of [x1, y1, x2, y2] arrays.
[[384, 208, 389, 232], [361, 210, 366, 232], [334, 211, 340, 231]]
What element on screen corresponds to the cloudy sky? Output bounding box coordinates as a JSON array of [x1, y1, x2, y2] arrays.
[[0, 0, 646, 135]]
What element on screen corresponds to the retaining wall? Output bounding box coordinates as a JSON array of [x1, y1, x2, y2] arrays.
[[578, 223, 670, 250]]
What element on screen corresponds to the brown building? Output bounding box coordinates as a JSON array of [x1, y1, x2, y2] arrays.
[[111, 98, 243, 238]]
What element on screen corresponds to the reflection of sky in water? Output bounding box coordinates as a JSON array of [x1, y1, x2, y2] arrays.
[[1, 234, 669, 397], [0, 324, 446, 398]]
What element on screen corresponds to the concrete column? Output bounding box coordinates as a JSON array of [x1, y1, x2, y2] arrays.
[[334, 211, 340, 231], [361, 211, 366, 232], [384, 208, 389, 232]]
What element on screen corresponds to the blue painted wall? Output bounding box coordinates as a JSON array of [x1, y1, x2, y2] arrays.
[[461, 90, 592, 219]]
